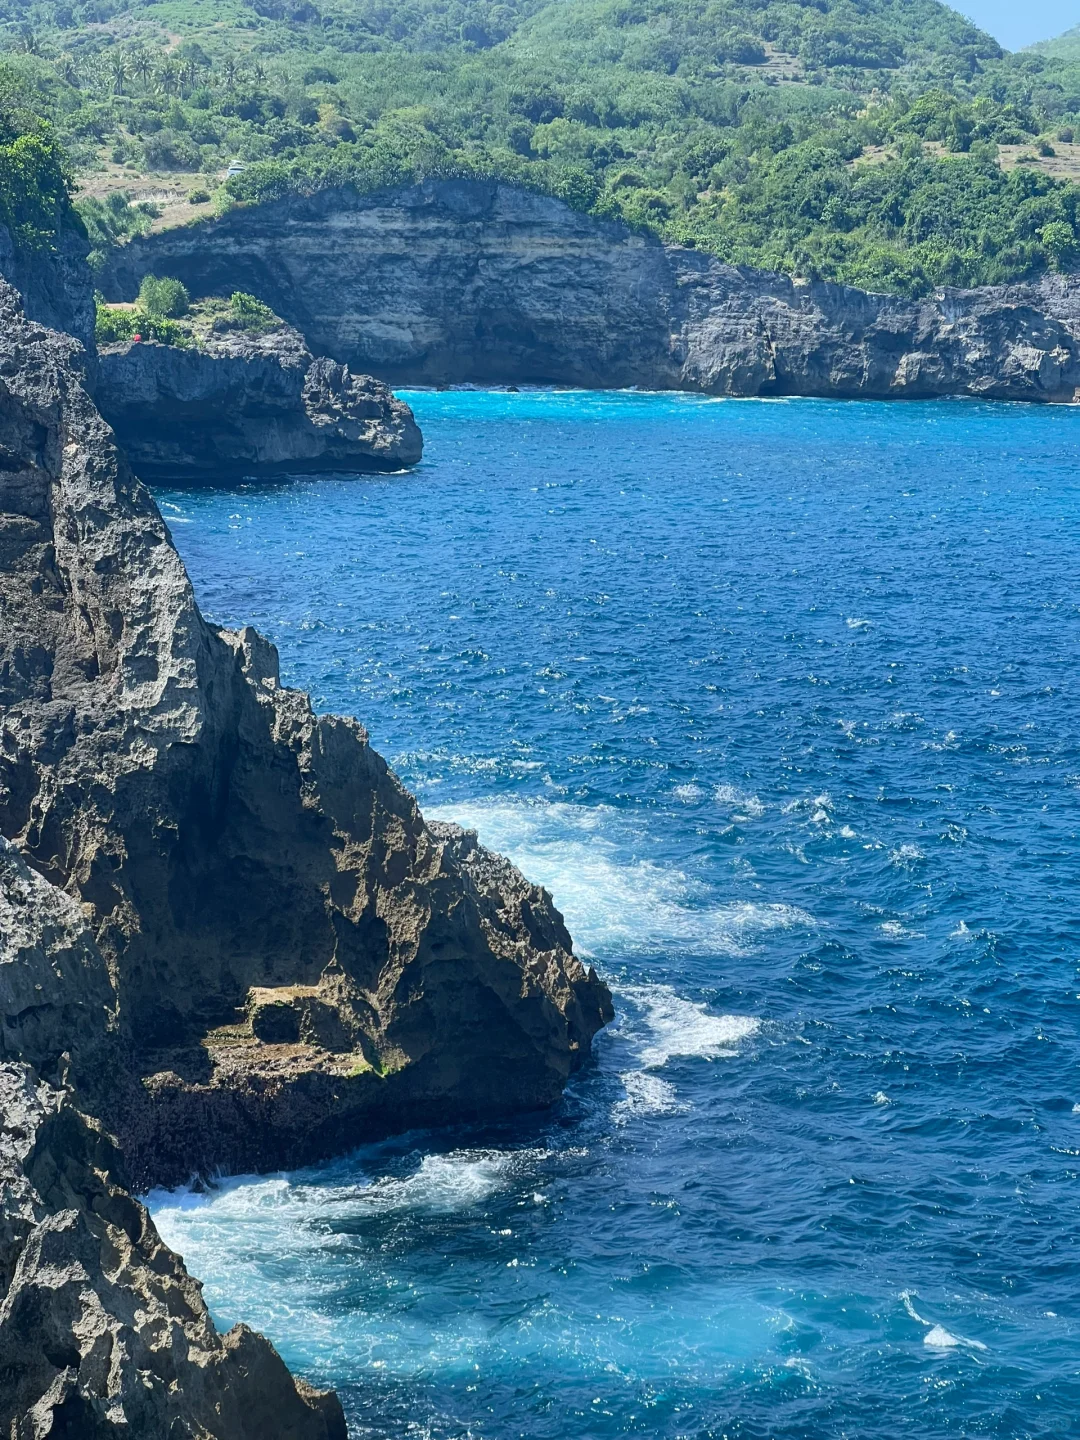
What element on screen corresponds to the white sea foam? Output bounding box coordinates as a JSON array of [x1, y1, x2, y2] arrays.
[[846, 617, 872, 630], [714, 784, 766, 818], [150, 1147, 547, 1245], [923, 1325, 962, 1348], [673, 783, 704, 803], [878, 920, 924, 939], [900, 1292, 987, 1352], [424, 798, 813, 957], [889, 843, 925, 867], [612, 1071, 687, 1123], [872, 1091, 891, 1105], [619, 983, 760, 1069]]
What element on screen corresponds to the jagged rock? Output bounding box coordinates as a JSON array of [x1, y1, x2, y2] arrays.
[[0, 278, 611, 1192], [0, 841, 346, 1439], [94, 321, 422, 481], [0, 836, 114, 1106], [100, 178, 1080, 402]]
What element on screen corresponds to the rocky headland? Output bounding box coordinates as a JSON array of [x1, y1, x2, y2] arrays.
[[98, 178, 1080, 404], [0, 275, 611, 1433], [95, 319, 422, 482]]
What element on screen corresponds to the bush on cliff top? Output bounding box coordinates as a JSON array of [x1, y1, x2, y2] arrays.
[[139, 272, 190, 317], [95, 285, 285, 347]]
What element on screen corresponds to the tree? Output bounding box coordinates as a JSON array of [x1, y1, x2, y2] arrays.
[[138, 273, 190, 317], [1041, 219, 1076, 270], [131, 49, 154, 91], [107, 50, 128, 97]]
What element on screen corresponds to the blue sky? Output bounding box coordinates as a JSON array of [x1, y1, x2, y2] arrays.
[[960, 1, 1078, 50]]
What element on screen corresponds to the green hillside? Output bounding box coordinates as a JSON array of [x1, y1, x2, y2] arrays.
[[1030, 23, 1080, 65], [8, 0, 1080, 293]]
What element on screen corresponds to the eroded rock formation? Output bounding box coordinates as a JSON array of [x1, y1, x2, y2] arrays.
[[0, 279, 611, 1431], [95, 321, 422, 481], [0, 840, 347, 1440], [100, 178, 1080, 403]]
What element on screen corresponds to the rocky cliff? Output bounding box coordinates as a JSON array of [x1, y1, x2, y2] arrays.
[[95, 321, 423, 482], [100, 179, 1080, 403], [0, 221, 95, 356], [0, 280, 611, 1432]]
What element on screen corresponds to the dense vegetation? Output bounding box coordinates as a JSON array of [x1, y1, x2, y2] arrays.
[[0, 64, 75, 249], [8, 0, 1080, 292]]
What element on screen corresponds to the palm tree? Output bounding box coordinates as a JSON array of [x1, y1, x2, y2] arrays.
[[222, 57, 239, 90], [107, 49, 128, 96], [131, 48, 154, 91], [155, 59, 180, 96], [249, 58, 266, 85], [57, 53, 80, 87]]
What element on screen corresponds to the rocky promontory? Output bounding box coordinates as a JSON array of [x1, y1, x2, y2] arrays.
[[95, 318, 423, 482], [0, 279, 611, 1433], [100, 178, 1080, 403]]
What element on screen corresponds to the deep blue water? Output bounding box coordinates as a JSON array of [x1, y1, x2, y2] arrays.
[[150, 390, 1080, 1440]]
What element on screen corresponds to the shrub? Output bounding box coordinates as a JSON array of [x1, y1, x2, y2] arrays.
[[95, 301, 136, 345], [137, 313, 188, 344], [138, 273, 190, 318], [187, 187, 211, 204], [229, 290, 276, 330]]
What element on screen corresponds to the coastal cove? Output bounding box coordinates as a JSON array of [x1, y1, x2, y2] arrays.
[[149, 389, 1080, 1439]]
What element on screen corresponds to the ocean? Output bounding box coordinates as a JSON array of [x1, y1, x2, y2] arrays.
[[149, 389, 1080, 1438]]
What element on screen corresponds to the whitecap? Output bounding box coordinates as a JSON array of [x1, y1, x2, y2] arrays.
[[612, 1071, 687, 1123], [673, 783, 704, 803], [924, 1325, 961, 1349], [846, 617, 872, 630], [889, 843, 924, 866], [714, 784, 765, 817], [872, 1091, 891, 1105], [619, 983, 760, 1069], [901, 1291, 987, 1352], [878, 920, 923, 939]]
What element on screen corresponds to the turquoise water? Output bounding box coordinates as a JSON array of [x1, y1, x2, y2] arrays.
[[151, 391, 1080, 1439]]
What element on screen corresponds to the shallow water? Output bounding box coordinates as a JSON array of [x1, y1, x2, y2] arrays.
[[151, 390, 1080, 1438]]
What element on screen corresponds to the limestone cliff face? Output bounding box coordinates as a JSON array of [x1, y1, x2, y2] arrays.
[[100, 179, 1080, 402], [0, 840, 347, 1440], [95, 323, 423, 481], [0, 281, 610, 1190]]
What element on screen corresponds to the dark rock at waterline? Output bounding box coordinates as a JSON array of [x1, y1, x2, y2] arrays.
[[96, 322, 422, 481], [0, 279, 611, 1432], [0, 839, 348, 1440], [100, 178, 1080, 403]]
